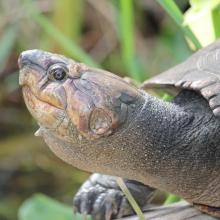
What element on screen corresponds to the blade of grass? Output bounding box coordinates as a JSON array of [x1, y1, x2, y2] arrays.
[[53, 0, 84, 42], [157, 0, 202, 50], [119, 0, 135, 68], [24, 0, 99, 68], [34, 14, 99, 68], [119, 0, 144, 81], [50, 0, 84, 53], [117, 177, 146, 220], [0, 25, 18, 72]]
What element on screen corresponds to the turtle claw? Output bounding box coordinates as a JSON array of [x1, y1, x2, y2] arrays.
[[73, 174, 155, 220], [74, 185, 131, 220]]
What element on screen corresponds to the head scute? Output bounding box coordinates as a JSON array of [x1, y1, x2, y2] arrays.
[[68, 63, 88, 79]]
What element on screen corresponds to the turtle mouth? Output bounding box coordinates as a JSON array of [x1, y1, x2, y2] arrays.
[[22, 86, 66, 130], [22, 85, 62, 110], [22, 86, 40, 102]]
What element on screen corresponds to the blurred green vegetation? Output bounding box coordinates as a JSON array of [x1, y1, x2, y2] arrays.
[[0, 0, 220, 220], [18, 194, 85, 220]]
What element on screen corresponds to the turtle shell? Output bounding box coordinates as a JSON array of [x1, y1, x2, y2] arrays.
[[141, 40, 220, 116]]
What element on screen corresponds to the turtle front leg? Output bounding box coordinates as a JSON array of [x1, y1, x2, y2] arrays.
[[73, 173, 155, 220]]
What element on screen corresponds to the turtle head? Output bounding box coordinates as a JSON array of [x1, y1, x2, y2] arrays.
[[18, 50, 143, 142]]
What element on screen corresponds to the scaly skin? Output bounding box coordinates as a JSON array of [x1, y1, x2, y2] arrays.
[[18, 50, 220, 219]]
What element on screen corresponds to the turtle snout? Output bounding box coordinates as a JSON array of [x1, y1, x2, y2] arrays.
[[18, 50, 47, 86], [18, 51, 32, 86], [18, 50, 40, 69]]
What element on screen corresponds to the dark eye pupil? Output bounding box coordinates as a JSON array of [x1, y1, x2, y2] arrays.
[[53, 69, 66, 80]]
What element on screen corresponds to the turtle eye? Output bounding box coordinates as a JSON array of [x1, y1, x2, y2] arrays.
[[48, 64, 68, 81]]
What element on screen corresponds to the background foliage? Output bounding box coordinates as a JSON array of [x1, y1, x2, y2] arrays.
[[0, 0, 220, 219]]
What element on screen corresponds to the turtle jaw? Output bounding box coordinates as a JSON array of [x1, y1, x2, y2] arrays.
[[22, 85, 66, 131]]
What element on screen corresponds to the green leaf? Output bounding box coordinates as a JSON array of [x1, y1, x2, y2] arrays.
[[18, 194, 92, 220], [190, 0, 220, 10], [157, 0, 202, 50], [163, 193, 181, 205], [184, 0, 220, 47], [162, 93, 173, 101]]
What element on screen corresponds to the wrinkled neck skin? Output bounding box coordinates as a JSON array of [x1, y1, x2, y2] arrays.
[[41, 90, 220, 207]]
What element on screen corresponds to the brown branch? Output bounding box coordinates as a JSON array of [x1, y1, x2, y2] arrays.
[[120, 202, 218, 220]]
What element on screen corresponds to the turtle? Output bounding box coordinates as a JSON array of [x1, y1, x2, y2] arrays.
[[18, 40, 220, 220]]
